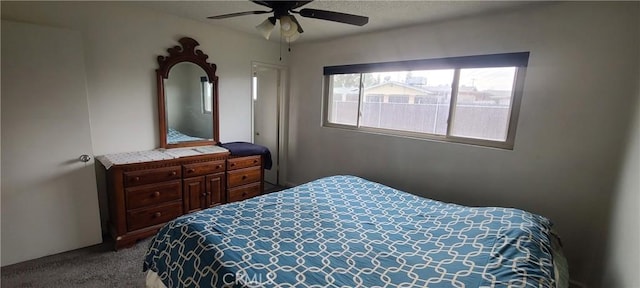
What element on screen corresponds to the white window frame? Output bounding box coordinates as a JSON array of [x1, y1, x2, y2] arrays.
[[322, 52, 529, 150]]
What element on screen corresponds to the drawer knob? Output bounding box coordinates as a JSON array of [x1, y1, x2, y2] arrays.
[[187, 168, 195, 173], [216, 165, 222, 169], [170, 171, 177, 176], [153, 191, 160, 197], [153, 212, 162, 218], [133, 176, 140, 182], [230, 163, 235, 167], [201, 192, 206, 197], [253, 160, 258, 163], [242, 175, 248, 180]]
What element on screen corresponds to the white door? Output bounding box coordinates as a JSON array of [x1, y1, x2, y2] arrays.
[[253, 64, 282, 185], [1, 20, 102, 266]]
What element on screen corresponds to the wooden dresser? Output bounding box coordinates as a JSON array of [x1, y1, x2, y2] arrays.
[[227, 155, 263, 202], [99, 151, 263, 250]]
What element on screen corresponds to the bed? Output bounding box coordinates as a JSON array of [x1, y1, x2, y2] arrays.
[[167, 128, 206, 144], [143, 175, 567, 287]]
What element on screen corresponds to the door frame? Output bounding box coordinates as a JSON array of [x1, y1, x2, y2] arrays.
[[251, 61, 288, 186]]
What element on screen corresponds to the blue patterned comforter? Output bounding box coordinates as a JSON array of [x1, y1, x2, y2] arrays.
[[144, 175, 555, 287]]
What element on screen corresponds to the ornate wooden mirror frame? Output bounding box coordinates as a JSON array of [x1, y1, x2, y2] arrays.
[[157, 37, 220, 148]]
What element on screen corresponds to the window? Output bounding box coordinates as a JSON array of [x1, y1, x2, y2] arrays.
[[388, 95, 410, 104], [201, 76, 213, 114], [323, 52, 528, 149], [365, 94, 383, 103], [327, 74, 360, 125], [414, 96, 437, 104]]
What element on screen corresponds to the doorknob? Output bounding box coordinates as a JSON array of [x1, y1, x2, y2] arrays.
[[79, 154, 91, 163]]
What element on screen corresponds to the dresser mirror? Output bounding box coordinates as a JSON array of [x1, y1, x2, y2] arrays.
[[157, 37, 219, 148]]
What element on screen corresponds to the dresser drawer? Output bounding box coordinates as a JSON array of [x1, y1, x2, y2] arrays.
[[227, 166, 261, 188], [227, 155, 261, 171], [125, 180, 182, 210], [124, 166, 181, 187], [183, 160, 225, 177], [228, 183, 261, 202], [126, 201, 182, 231]]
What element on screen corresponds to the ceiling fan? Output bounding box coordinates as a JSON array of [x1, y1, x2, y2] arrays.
[[207, 1, 369, 42]]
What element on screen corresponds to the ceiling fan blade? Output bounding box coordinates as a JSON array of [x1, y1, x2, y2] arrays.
[[207, 10, 271, 19], [290, 14, 304, 34], [250, 1, 274, 9], [299, 8, 368, 26]]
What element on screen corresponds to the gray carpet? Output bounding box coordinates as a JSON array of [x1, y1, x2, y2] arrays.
[[1, 238, 151, 288]]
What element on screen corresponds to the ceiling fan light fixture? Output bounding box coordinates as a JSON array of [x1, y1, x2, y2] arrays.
[[255, 17, 276, 40], [279, 15, 298, 38], [285, 31, 300, 43]]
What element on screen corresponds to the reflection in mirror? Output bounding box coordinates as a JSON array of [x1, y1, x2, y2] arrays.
[[164, 62, 214, 145]]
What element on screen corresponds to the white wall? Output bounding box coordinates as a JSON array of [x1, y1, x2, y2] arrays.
[[1, 1, 286, 156], [287, 2, 639, 287]]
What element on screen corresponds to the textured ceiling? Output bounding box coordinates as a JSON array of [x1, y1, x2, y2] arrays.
[[129, 1, 539, 43]]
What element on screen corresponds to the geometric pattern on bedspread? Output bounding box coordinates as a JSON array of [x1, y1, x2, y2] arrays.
[[144, 175, 555, 288]]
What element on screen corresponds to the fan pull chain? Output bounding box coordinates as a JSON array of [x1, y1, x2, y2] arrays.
[[279, 33, 282, 61]]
